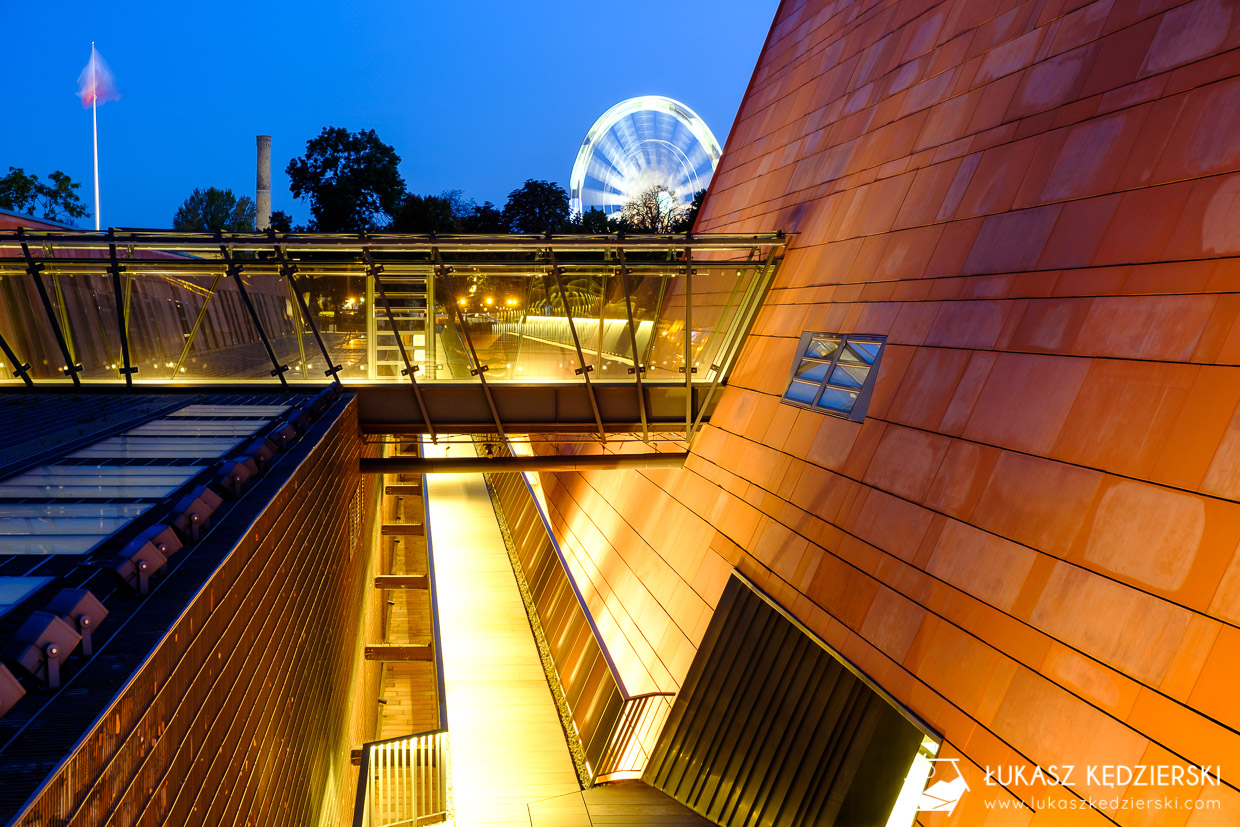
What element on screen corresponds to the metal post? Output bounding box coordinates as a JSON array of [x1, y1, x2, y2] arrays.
[[682, 247, 693, 438], [366, 247, 436, 440], [689, 248, 779, 445], [218, 237, 289, 387], [549, 248, 607, 442], [18, 232, 81, 385], [426, 261, 437, 378], [107, 232, 136, 387], [434, 247, 505, 438], [365, 253, 377, 381], [694, 247, 754, 384], [617, 249, 648, 442], [273, 236, 343, 386], [596, 272, 606, 372]]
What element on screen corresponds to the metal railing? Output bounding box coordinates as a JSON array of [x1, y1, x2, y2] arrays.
[[594, 692, 676, 783], [487, 453, 679, 785], [353, 730, 448, 827]]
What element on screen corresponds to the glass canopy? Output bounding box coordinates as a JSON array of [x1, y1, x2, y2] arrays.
[[0, 231, 782, 388]]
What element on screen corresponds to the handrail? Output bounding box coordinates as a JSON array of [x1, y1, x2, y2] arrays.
[[485, 449, 680, 785], [594, 692, 677, 783], [352, 728, 448, 827]]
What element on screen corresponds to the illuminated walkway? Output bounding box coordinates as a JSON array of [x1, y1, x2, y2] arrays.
[[425, 456, 581, 826]]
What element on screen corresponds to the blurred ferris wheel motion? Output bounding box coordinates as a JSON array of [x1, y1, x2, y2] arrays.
[[569, 95, 723, 218]]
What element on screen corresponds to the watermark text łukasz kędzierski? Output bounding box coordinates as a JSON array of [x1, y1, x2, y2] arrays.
[[984, 764, 1221, 788]]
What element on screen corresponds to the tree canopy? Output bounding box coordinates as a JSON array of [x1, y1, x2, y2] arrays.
[[502, 179, 571, 233], [286, 127, 405, 232], [172, 187, 256, 232], [0, 167, 89, 225], [675, 189, 707, 233], [576, 207, 613, 234], [461, 201, 506, 233], [620, 184, 691, 234], [268, 210, 294, 233]]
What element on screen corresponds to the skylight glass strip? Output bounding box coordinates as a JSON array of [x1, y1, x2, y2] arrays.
[[70, 437, 241, 459], [128, 420, 265, 437]]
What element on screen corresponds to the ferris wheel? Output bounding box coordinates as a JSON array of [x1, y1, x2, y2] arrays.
[[569, 95, 723, 218]]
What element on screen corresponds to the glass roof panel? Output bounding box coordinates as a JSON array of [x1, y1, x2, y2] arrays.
[[69, 436, 240, 459], [0, 576, 54, 612], [0, 465, 202, 499], [0, 503, 151, 519], [128, 420, 264, 437], [0, 535, 107, 555], [169, 405, 289, 417]]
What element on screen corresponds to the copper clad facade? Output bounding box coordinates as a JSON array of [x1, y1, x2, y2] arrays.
[[8, 402, 380, 827], [537, 0, 1240, 821]]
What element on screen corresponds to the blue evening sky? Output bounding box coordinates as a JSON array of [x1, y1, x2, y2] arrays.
[[0, 1, 776, 229]]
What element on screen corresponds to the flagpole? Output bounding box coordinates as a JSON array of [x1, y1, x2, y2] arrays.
[[91, 42, 100, 231]]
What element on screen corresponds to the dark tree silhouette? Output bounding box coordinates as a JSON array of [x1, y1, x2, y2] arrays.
[[286, 127, 405, 232], [674, 189, 708, 233], [462, 201, 506, 233], [501, 179, 571, 233], [268, 210, 294, 233], [172, 187, 256, 232], [0, 167, 89, 225]]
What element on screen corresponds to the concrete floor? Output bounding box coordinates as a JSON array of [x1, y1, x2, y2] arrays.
[[424, 450, 713, 827], [426, 466, 581, 826], [526, 782, 715, 827]]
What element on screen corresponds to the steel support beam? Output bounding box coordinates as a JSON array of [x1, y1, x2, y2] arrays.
[[548, 248, 607, 441], [360, 452, 689, 474], [375, 574, 428, 590], [354, 381, 713, 434], [0, 325, 32, 387], [273, 234, 342, 386], [219, 238, 289, 387], [434, 246, 505, 438], [364, 644, 433, 661], [107, 232, 137, 386], [18, 231, 81, 385], [682, 246, 693, 435]]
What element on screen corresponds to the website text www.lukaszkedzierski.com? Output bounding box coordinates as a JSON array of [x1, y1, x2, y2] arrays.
[[983, 796, 1221, 812]]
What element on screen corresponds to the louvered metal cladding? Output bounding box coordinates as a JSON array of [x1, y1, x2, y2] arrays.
[[644, 574, 934, 827]]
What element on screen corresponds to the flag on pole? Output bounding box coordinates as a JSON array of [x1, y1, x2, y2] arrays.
[[76, 45, 120, 108]]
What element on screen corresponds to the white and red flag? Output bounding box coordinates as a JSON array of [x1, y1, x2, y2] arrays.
[[76, 44, 120, 108]]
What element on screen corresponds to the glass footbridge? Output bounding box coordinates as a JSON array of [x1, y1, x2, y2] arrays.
[[0, 230, 784, 444]]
